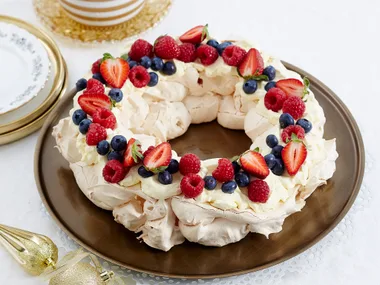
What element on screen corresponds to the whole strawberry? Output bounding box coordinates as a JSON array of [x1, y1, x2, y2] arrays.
[[177, 43, 197, 63], [128, 39, 153, 61], [196, 45, 218, 66], [154, 36, 180, 60]]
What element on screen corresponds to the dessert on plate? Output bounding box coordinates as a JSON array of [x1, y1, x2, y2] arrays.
[[53, 25, 338, 251]]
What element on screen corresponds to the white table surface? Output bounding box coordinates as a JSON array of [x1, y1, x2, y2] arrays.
[[0, 0, 378, 284]]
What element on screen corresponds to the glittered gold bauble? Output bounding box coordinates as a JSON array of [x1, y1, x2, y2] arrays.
[[0, 224, 58, 276], [49, 262, 106, 285]]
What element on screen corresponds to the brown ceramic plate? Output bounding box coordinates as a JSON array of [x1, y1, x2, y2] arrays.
[[34, 63, 364, 279]]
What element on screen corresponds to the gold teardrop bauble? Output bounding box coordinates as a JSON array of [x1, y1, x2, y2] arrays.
[[49, 262, 106, 285]]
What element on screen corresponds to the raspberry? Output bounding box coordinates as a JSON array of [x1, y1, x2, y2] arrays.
[[154, 36, 180, 60], [222, 45, 247, 66], [143, 146, 155, 157], [264, 88, 287, 112], [248, 180, 270, 203], [180, 174, 205, 198], [91, 59, 101, 74], [212, 158, 235, 182], [179, 153, 201, 175], [128, 39, 153, 61], [129, 66, 150, 88], [282, 96, 306, 120], [92, 108, 116, 130], [86, 123, 107, 146], [83, 78, 104, 95], [281, 125, 305, 143], [196, 45, 219, 66], [177, 43, 197, 63], [102, 160, 128, 183]]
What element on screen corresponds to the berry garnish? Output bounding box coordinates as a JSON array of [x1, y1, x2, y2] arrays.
[[264, 154, 276, 169], [128, 60, 138, 69], [216, 41, 232, 55], [97, 140, 110, 156], [271, 145, 284, 158], [143, 142, 172, 173], [162, 61, 177, 75], [271, 158, 285, 176], [107, 151, 123, 162], [243, 80, 258, 94], [179, 24, 208, 44], [79, 119, 92, 134], [109, 88, 123, 103], [235, 172, 250, 187], [276, 78, 310, 98], [102, 160, 127, 184], [296, 118, 312, 133], [91, 59, 101, 74], [100, 53, 130, 88], [83, 78, 104, 95], [177, 43, 197, 63], [206, 39, 219, 49], [129, 66, 150, 88], [237, 48, 263, 76], [180, 174, 205, 198], [265, 81, 277, 91], [204, 176, 217, 190], [263, 66, 276, 81], [123, 138, 143, 168], [140, 56, 152, 69], [281, 125, 305, 143], [143, 146, 155, 157], [128, 39, 153, 61], [179, 153, 201, 175], [166, 159, 179, 174], [158, 170, 173, 185], [110, 135, 127, 152], [264, 88, 287, 112], [72, 109, 87, 125], [86, 123, 107, 146], [78, 94, 111, 116], [92, 108, 116, 130], [92, 73, 106, 84], [151, 57, 164, 71], [240, 150, 270, 179], [154, 35, 180, 60], [232, 161, 241, 174], [222, 181, 238, 194], [248, 180, 270, 203], [138, 166, 154, 178], [222, 45, 247, 67], [76, 78, 87, 91], [197, 45, 219, 66], [282, 96, 306, 120], [279, 113, 295, 129], [266, 134, 278, 148], [212, 158, 235, 182], [148, 72, 159, 87], [282, 138, 308, 176]]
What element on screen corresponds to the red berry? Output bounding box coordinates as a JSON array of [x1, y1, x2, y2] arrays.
[[177, 43, 197, 63], [143, 146, 155, 157], [143, 142, 172, 172], [238, 48, 264, 77], [222, 45, 247, 66], [240, 151, 270, 179], [264, 88, 287, 112], [179, 25, 208, 44], [281, 125, 305, 143], [91, 59, 101, 74], [92, 108, 116, 130], [179, 153, 201, 175], [282, 140, 308, 176], [276, 78, 305, 98], [83, 78, 104, 95], [123, 138, 143, 168], [128, 39, 153, 61], [128, 66, 150, 88], [282, 96, 306, 120], [100, 57, 129, 88], [212, 158, 234, 182], [103, 160, 128, 184], [86, 123, 107, 146], [154, 36, 180, 60], [196, 45, 218, 66], [248, 180, 270, 203], [180, 174, 205, 198], [78, 94, 111, 116]]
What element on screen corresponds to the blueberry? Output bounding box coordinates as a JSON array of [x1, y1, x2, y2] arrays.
[[138, 166, 154, 178], [232, 161, 241, 174], [151, 57, 164, 71], [234, 172, 250, 187], [217, 41, 232, 55], [263, 65, 276, 81], [162, 61, 176, 75], [111, 135, 127, 151], [204, 176, 217, 190], [97, 140, 110, 155], [109, 88, 123, 103], [265, 81, 277, 91], [264, 154, 276, 169], [243, 80, 258, 94], [271, 145, 284, 158], [266, 134, 278, 148], [128, 60, 138, 69], [221, 181, 238, 194], [296, 118, 312, 133], [207, 39, 219, 49], [158, 171, 173, 185], [76, 78, 87, 91], [148, 72, 159, 87], [72, 109, 87, 125], [279, 113, 295, 129], [79, 119, 92, 134], [271, 159, 285, 176], [166, 159, 179, 174], [107, 151, 123, 162], [140, 56, 152, 69], [92, 73, 106, 84]]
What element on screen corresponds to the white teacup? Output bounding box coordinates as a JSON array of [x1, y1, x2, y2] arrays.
[[59, 0, 145, 27]]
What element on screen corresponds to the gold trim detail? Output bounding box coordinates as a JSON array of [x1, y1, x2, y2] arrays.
[[61, 0, 139, 13]]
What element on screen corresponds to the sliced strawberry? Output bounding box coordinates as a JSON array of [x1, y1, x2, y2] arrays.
[[238, 48, 264, 78], [179, 24, 208, 44], [143, 142, 172, 173], [276, 78, 310, 98], [281, 138, 307, 176], [100, 53, 129, 88], [240, 150, 269, 179], [123, 138, 143, 168], [78, 94, 111, 116]]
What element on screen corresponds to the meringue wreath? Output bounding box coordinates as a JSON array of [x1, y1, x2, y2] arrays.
[[53, 25, 338, 251]]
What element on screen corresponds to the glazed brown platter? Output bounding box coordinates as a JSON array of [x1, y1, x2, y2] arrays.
[[34, 63, 364, 279]]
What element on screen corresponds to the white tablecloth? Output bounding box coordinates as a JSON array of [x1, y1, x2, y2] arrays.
[[0, 0, 378, 284]]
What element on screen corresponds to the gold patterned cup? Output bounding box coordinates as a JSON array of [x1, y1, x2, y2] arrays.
[[58, 0, 145, 27]]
